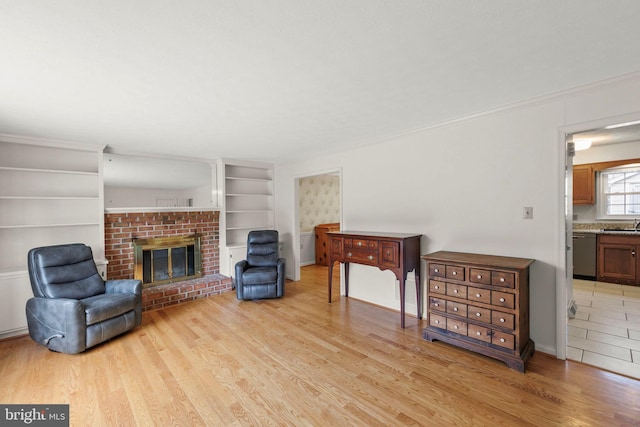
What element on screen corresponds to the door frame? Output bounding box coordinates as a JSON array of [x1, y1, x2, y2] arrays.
[[292, 167, 343, 281], [556, 111, 640, 359]]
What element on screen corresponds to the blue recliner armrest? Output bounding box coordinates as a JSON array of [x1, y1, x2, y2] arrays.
[[105, 279, 142, 295], [25, 297, 86, 354]]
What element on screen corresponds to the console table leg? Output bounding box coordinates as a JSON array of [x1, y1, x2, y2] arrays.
[[327, 262, 333, 303], [399, 278, 406, 328], [415, 273, 422, 319], [344, 262, 350, 297]]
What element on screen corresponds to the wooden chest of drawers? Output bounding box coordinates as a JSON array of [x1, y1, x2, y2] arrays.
[[315, 223, 340, 266], [422, 251, 535, 372]]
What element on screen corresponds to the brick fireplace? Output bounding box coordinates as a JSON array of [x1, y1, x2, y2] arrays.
[[104, 210, 232, 311]]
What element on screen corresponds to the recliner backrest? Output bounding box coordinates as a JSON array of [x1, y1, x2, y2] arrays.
[[246, 230, 279, 267], [28, 243, 105, 300]]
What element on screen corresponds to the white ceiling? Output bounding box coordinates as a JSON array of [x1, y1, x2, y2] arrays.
[[3, 1, 640, 164]]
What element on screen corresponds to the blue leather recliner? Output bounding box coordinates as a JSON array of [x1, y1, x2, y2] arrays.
[[235, 230, 285, 300], [25, 243, 142, 354]]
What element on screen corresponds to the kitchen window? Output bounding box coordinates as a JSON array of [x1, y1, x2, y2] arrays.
[[598, 165, 640, 218]]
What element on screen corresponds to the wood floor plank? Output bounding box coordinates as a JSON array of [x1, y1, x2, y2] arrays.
[[1, 265, 640, 426]]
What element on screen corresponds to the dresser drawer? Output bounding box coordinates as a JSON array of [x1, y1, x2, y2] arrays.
[[446, 283, 467, 299], [491, 310, 515, 329], [380, 241, 399, 267], [330, 238, 343, 256], [429, 279, 446, 295], [492, 331, 515, 350], [467, 324, 491, 343], [447, 300, 467, 317], [491, 271, 515, 289], [446, 265, 465, 280], [351, 239, 377, 250], [469, 268, 491, 285], [429, 263, 446, 278], [468, 305, 491, 324], [447, 318, 467, 335], [430, 297, 446, 313], [344, 248, 378, 265], [468, 287, 491, 304], [430, 313, 446, 329], [492, 290, 515, 309]]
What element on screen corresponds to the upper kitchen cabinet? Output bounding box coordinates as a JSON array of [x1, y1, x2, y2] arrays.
[[573, 164, 594, 205]]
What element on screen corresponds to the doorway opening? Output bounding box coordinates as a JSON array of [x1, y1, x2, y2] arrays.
[[293, 169, 342, 282], [561, 114, 640, 378]]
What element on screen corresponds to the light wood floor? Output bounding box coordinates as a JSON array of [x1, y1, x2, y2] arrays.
[[2, 265, 639, 426]]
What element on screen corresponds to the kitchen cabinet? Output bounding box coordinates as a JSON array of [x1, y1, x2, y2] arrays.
[[572, 158, 640, 206], [573, 164, 594, 205], [597, 234, 640, 285]]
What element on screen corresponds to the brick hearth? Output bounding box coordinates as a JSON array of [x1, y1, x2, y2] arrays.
[[104, 210, 232, 311]]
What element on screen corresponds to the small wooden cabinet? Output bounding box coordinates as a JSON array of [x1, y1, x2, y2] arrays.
[[314, 223, 340, 266], [573, 164, 594, 205], [422, 251, 535, 372], [597, 234, 640, 285]]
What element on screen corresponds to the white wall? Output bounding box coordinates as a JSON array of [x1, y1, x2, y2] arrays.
[[105, 184, 212, 208], [274, 73, 640, 357]]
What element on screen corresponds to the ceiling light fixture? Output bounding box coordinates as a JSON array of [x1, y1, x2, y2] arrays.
[[573, 139, 592, 151], [604, 120, 640, 129]]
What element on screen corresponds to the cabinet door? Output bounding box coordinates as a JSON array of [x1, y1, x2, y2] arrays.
[[598, 243, 636, 283], [573, 164, 594, 205]]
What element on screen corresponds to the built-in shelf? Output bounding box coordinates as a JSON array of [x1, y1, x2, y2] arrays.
[[0, 135, 105, 337], [104, 207, 221, 214], [220, 162, 275, 277]]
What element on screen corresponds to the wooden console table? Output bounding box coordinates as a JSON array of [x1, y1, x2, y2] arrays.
[[327, 231, 421, 328]]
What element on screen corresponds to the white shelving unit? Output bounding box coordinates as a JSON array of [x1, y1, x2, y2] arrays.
[[220, 161, 274, 277], [0, 134, 105, 337]]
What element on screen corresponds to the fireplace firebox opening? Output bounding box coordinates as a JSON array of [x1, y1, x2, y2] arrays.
[[133, 234, 202, 288]]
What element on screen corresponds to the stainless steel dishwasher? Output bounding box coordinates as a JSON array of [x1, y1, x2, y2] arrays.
[[573, 232, 596, 280]]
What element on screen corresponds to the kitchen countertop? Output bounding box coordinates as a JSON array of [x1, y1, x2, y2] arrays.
[[573, 227, 640, 235]]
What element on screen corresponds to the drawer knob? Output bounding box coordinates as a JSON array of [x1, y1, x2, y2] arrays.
[[476, 331, 481, 336], [453, 289, 458, 293], [368, 255, 373, 260], [499, 297, 505, 303], [453, 307, 458, 312], [500, 278, 505, 283], [434, 303, 439, 307], [454, 325, 459, 330], [358, 242, 362, 246], [475, 293, 481, 298], [500, 318, 505, 323], [453, 271, 457, 275], [475, 312, 481, 317], [500, 338, 506, 343], [435, 320, 440, 324], [347, 252, 352, 257], [434, 268, 439, 273], [477, 275, 482, 279], [434, 285, 439, 290]]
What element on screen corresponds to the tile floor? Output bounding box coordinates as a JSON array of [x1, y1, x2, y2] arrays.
[[568, 279, 640, 379]]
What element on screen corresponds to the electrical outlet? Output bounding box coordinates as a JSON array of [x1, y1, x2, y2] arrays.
[[523, 207, 533, 219]]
